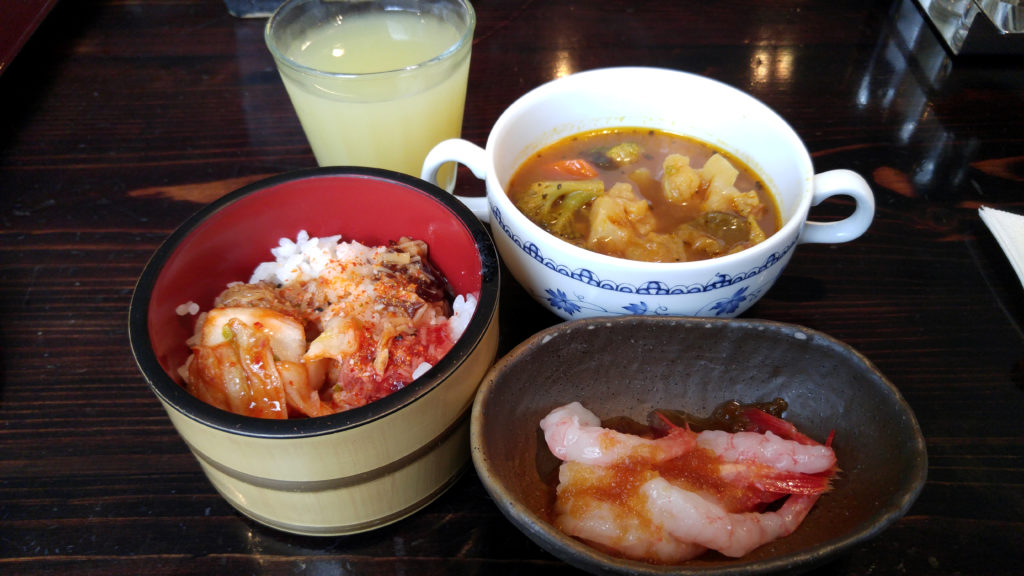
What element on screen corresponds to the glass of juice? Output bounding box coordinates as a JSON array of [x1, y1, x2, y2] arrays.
[[265, 0, 475, 190]]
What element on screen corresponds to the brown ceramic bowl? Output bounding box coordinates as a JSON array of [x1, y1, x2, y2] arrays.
[[471, 316, 927, 575], [129, 167, 500, 536]]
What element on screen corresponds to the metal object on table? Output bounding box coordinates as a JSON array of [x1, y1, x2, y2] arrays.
[[914, 0, 1024, 54], [224, 0, 282, 18]]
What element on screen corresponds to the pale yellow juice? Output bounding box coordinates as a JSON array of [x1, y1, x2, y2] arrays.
[[278, 11, 470, 188]]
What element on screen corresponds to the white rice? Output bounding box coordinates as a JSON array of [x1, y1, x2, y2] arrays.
[[246, 231, 478, 373], [448, 293, 477, 341], [249, 230, 352, 285], [411, 362, 434, 380]]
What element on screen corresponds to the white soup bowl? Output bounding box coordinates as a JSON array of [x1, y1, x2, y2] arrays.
[[422, 67, 874, 319]]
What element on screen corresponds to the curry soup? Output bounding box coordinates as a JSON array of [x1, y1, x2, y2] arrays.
[[507, 128, 781, 263]]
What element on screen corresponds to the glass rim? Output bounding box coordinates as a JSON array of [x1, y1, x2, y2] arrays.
[[264, 0, 476, 80]]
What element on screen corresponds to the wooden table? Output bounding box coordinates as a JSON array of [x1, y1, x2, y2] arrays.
[[2, 0, 1023, 573]]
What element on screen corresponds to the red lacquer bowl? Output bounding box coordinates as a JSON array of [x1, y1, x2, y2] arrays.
[[129, 167, 500, 536]]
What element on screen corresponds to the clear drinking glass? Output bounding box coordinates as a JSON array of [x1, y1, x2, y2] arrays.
[[266, 0, 475, 190]]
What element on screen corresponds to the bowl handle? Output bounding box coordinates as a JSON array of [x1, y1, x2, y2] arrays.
[[799, 169, 876, 244], [422, 139, 491, 221]]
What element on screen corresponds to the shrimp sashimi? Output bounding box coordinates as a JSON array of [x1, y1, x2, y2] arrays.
[[553, 461, 707, 564], [696, 429, 836, 474], [540, 402, 837, 563], [642, 478, 819, 558], [540, 401, 696, 466]]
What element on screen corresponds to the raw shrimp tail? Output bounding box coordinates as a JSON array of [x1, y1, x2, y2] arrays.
[[751, 467, 834, 495], [743, 407, 830, 447]]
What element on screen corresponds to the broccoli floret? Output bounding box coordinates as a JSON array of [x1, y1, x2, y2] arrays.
[[585, 142, 644, 170], [604, 142, 643, 166], [514, 179, 604, 238], [690, 211, 751, 246]]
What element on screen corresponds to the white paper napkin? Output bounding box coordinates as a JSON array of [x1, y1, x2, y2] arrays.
[[979, 206, 1024, 291]]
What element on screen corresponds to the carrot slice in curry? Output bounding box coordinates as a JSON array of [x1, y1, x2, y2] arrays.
[[550, 158, 599, 179]]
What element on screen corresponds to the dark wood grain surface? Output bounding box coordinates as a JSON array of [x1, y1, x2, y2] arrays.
[[2, 0, 1023, 574]]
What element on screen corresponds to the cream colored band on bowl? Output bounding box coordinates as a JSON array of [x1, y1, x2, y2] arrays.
[[184, 407, 471, 491], [220, 461, 471, 536]]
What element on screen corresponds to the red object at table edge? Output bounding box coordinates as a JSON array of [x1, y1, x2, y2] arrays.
[[0, 0, 59, 75]]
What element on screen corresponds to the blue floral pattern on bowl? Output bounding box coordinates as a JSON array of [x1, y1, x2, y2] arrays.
[[493, 203, 792, 313], [543, 284, 765, 317]]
